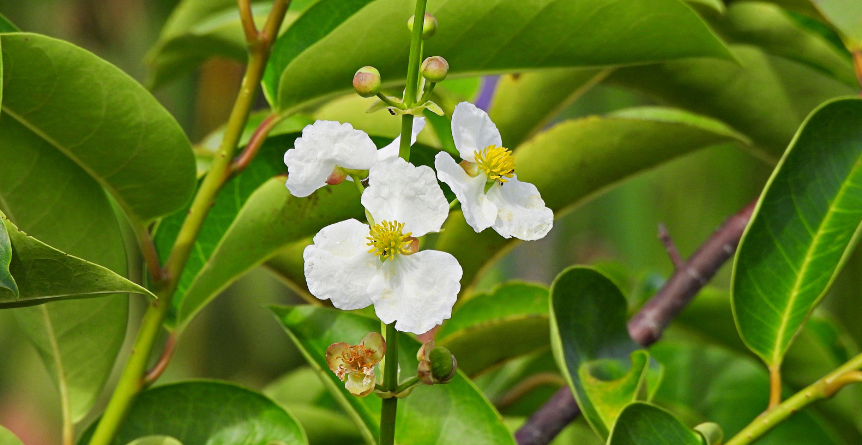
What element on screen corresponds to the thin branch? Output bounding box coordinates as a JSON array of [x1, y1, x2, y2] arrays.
[[143, 332, 177, 386], [131, 219, 165, 286], [854, 51, 862, 97], [230, 113, 282, 176], [515, 198, 757, 445], [237, 0, 258, 43], [657, 223, 683, 268]]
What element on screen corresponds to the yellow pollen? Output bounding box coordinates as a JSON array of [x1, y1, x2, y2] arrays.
[[367, 220, 413, 261], [474, 145, 515, 183]]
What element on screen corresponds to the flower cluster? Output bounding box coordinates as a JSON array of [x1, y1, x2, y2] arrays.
[[283, 102, 552, 335]]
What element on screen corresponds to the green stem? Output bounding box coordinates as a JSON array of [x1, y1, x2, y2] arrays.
[[86, 3, 291, 445], [398, 0, 427, 161], [379, 323, 399, 445], [395, 376, 421, 394], [398, 115, 415, 161], [725, 353, 862, 445]]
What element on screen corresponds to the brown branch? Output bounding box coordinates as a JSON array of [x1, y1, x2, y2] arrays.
[[854, 51, 862, 97], [657, 223, 683, 268], [230, 113, 282, 177], [143, 331, 177, 386], [514, 198, 757, 445]]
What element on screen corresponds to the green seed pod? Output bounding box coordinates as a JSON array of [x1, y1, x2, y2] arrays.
[[420, 56, 449, 83], [428, 346, 457, 383], [408, 13, 438, 39], [353, 66, 381, 98]]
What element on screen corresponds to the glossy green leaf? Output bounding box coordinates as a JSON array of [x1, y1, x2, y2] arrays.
[[0, 212, 151, 307], [731, 98, 862, 367], [264, 0, 731, 111], [0, 13, 19, 32], [550, 266, 661, 439], [607, 403, 705, 445], [0, 33, 195, 223], [608, 45, 855, 158], [709, 2, 856, 87], [436, 107, 751, 294], [436, 282, 549, 376], [488, 68, 609, 148], [80, 381, 307, 445], [145, 0, 316, 88], [651, 341, 843, 444], [126, 437, 183, 445], [0, 215, 17, 297], [473, 350, 564, 416], [811, 0, 862, 50], [685, 0, 725, 15], [0, 117, 130, 421], [271, 305, 516, 445], [0, 427, 23, 445]]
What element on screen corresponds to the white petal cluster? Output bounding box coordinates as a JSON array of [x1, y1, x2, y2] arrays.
[[435, 102, 553, 240], [304, 157, 461, 334]]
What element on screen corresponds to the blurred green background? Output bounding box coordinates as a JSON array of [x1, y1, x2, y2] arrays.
[[1, 1, 860, 444]]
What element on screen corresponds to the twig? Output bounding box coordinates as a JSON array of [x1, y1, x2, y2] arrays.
[[657, 223, 683, 268], [143, 332, 177, 386], [230, 113, 282, 176], [514, 198, 757, 445], [238, 0, 257, 43], [853, 51, 862, 97]]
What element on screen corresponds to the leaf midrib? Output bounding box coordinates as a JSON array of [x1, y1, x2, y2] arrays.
[[771, 155, 862, 364]]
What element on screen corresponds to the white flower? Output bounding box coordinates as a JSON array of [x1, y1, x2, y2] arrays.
[[284, 120, 377, 197], [303, 157, 462, 334], [435, 102, 553, 241], [376, 117, 426, 161]]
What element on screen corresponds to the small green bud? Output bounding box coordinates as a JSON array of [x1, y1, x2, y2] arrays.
[[408, 13, 438, 39], [420, 56, 449, 83], [417, 341, 457, 385], [353, 66, 381, 98]]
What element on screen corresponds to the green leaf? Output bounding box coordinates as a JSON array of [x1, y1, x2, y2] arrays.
[[436, 107, 751, 294], [810, 0, 862, 50], [0, 117, 131, 421], [126, 437, 183, 445], [731, 97, 862, 367], [0, 214, 17, 297], [436, 282, 549, 376], [709, 2, 856, 87], [0, 12, 19, 33], [685, 0, 726, 15], [550, 266, 661, 439], [79, 381, 307, 445], [0, 426, 23, 445], [488, 68, 609, 148], [264, 0, 731, 111], [0, 212, 151, 307], [271, 305, 516, 445], [608, 403, 705, 445], [145, 0, 316, 88], [608, 45, 855, 158], [0, 33, 196, 223], [650, 341, 844, 445]]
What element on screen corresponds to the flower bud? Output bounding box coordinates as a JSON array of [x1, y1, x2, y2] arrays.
[[326, 167, 348, 185], [353, 66, 381, 98], [420, 56, 449, 83], [408, 13, 438, 39], [417, 341, 457, 385]]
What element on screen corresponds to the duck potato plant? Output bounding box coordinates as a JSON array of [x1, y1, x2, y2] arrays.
[[1, 0, 862, 444]]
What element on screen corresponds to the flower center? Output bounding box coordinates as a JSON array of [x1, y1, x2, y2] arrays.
[[367, 220, 413, 261], [474, 145, 515, 183], [335, 344, 377, 380]]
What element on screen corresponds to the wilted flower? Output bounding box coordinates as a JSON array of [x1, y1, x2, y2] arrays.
[[435, 102, 553, 240], [304, 157, 462, 334], [326, 332, 386, 397]]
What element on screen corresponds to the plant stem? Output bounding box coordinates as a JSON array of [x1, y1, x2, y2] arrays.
[[379, 323, 399, 445], [398, 0, 427, 161], [86, 3, 290, 445], [725, 353, 862, 445], [768, 364, 782, 409], [853, 51, 862, 96], [231, 112, 285, 177]]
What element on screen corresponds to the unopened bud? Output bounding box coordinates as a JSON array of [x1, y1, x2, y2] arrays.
[[420, 56, 449, 83], [404, 237, 419, 255], [408, 13, 438, 39], [417, 341, 457, 385], [353, 66, 381, 98], [326, 167, 348, 185]]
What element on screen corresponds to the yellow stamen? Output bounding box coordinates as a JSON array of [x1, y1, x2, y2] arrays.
[[474, 145, 515, 183], [367, 220, 413, 261]]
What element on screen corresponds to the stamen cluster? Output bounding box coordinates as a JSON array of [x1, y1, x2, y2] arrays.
[[335, 344, 377, 381], [474, 145, 516, 183], [367, 220, 412, 261]]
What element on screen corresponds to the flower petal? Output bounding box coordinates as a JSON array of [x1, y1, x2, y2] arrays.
[[451, 102, 502, 162], [325, 342, 350, 374], [360, 332, 386, 364], [362, 157, 449, 237], [368, 251, 462, 335], [486, 175, 554, 240], [303, 219, 380, 310], [434, 152, 497, 233], [345, 372, 375, 397], [377, 117, 426, 161], [284, 120, 377, 197]]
